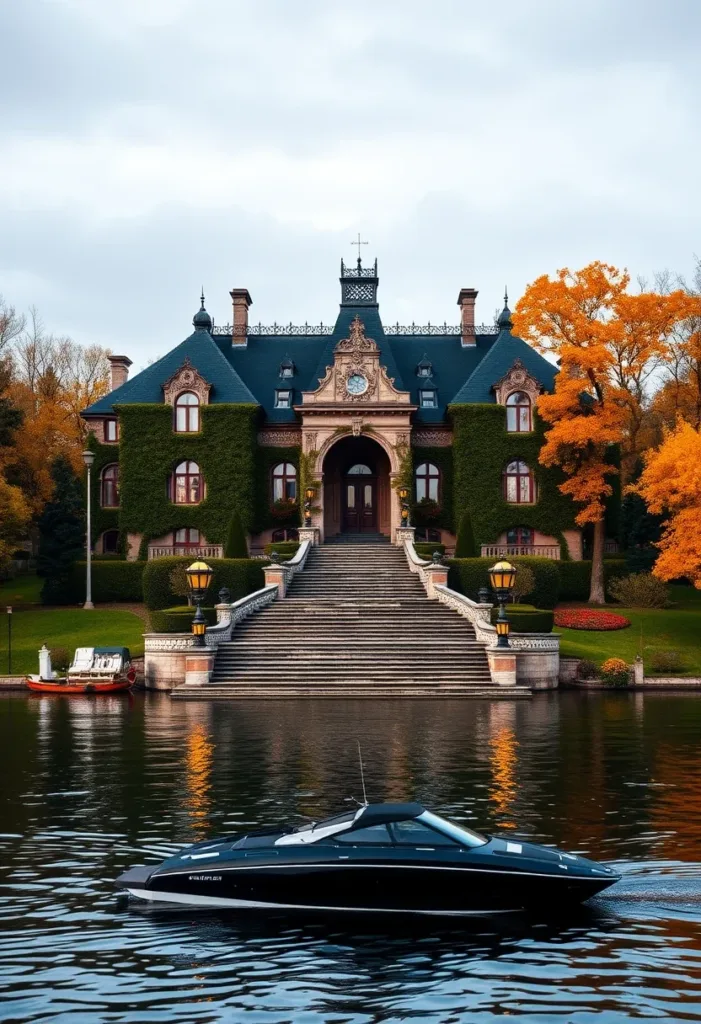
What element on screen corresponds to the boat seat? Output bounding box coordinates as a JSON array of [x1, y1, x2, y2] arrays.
[[69, 648, 94, 672]]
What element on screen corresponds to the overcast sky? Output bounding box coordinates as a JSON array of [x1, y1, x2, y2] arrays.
[[2, 0, 700, 371]]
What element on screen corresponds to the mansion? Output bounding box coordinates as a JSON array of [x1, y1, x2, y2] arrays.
[[82, 258, 584, 561]]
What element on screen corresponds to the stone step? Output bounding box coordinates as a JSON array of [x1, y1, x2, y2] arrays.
[[173, 687, 529, 700]]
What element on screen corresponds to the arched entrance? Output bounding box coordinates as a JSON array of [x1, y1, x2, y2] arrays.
[[322, 436, 392, 539]]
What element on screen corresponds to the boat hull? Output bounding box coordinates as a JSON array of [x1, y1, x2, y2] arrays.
[[27, 675, 133, 694], [117, 859, 615, 915]]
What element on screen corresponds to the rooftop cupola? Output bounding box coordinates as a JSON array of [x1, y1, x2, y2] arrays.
[[192, 290, 212, 332], [340, 256, 379, 307], [497, 289, 513, 333]]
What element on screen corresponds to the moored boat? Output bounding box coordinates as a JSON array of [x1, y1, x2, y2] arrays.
[[27, 646, 135, 694], [116, 802, 620, 915]]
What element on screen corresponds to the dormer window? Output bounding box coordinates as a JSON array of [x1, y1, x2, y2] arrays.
[[275, 389, 292, 409], [420, 390, 437, 408], [416, 354, 432, 377], [279, 356, 295, 379]]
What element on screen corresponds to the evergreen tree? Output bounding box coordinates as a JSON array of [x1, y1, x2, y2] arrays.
[[454, 509, 476, 558], [37, 456, 84, 604], [224, 511, 248, 558]]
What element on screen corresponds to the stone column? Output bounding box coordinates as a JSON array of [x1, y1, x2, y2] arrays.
[[184, 649, 215, 687], [298, 526, 319, 546], [423, 562, 449, 598], [633, 655, 644, 687], [264, 562, 292, 599], [487, 649, 517, 686], [395, 526, 416, 548]]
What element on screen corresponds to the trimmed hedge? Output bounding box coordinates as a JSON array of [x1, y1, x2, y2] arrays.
[[149, 605, 218, 633], [142, 556, 266, 610], [490, 606, 554, 633], [557, 559, 627, 601], [447, 556, 561, 610], [264, 541, 300, 557], [414, 542, 446, 560], [67, 560, 145, 603]]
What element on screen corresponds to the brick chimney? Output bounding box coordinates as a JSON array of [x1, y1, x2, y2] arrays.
[[108, 355, 132, 391], [457, 288, 478, 347], [230, 288, 252, 345]]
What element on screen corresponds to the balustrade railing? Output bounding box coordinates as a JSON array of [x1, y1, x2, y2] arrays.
[[480, 544, 561, 560], [148, 545, 223, 560]]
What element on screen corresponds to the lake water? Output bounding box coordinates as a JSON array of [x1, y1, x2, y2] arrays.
[[2, 691, 701, 1023]]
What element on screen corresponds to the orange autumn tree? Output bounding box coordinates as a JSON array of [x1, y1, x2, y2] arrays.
[[512, 262, 696, 603], [634, 421, 701, 588]]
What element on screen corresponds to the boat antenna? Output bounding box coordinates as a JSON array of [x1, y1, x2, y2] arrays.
[[357, 740, 368, 806]]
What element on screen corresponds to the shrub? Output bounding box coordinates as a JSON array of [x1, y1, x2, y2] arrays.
[[168, 563, 191, 604], [454, 510, 476, 558], [649, 650, 686, 675], [512, 564, 535, 603], [149, 605, 218, 633], [600, 657, 630, 687], [49, 646, 71, 672], [557, 559, 627, 601], [67, 561, 145, 603], [490, 606, 554, 633], [92, 553, 126, 561], [447, 556, 560, 609], [412, 498, 441, 524], [263, 541, 300, 557], [225, 511, 249, 559], [576, 658, 599, 680], [38, 456, 84, 604], [554, 608, 630, 631], [608, 572, 669, 609], [142, 557, 265, 611], [414, 543, 446, 560]]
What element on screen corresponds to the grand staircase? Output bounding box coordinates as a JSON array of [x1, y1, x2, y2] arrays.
[[176, 542, 530, 699]]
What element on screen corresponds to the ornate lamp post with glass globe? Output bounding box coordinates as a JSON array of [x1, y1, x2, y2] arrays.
[[186, 561, 213, 646], [488, 560, 517, 648], [81, 450, 95, 610]]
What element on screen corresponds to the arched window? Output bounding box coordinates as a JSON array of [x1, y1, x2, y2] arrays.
[[101, 464, 119, 507], [173, 528, 200, 552], [506, 391, 532, 432], [347, 464, 372, 475], [174, 392, 200, 432], [503, 460, 535, 504], [272, 463, 297, 501], [102, 529, 120, 554], [415, 462, 440, 502], [506, 526, 533, 546], [172, 460, 202, 504]]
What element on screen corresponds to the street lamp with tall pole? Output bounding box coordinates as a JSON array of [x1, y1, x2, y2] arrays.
[[82, 450, 95, 610]]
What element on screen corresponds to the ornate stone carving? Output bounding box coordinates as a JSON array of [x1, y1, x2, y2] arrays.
[[301, 315, 412, 407], [258, 429, 302, 446], [351, 417, 363, 437], [162, 357, 212, 406], [305, 431, 318, 452], [492, 358, 543, 406], [412, 429, 452, 447]]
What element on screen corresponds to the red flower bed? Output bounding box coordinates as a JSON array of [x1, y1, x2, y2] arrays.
[[554, 608, 631, 631]]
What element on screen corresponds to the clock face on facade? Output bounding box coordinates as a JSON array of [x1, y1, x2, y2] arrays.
[[346, 373, 368, 396]]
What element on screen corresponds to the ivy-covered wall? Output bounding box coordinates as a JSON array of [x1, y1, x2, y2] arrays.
[[448, 404, 578, 555], [411, 445, 454, 531], [87, 405, 302, 551]]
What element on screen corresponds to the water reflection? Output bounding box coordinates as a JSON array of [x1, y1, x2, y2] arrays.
[[3, 691, 701, 1021]]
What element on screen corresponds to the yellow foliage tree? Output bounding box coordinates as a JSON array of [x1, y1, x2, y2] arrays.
[[634, 421, 701, 589], [513, 262, 698, 603], [0, 475, 32, 575]]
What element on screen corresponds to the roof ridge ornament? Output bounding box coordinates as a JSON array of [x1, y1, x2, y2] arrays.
[[497, 288, 513, 333]]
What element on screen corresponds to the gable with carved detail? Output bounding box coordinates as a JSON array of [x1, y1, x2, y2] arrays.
[[162, 358, 212, 406], [301, 316, 413, 406], [492, 358, 543, 407]]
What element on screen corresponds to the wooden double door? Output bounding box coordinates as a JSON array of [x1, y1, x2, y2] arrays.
[[343, 474, 377, 532]]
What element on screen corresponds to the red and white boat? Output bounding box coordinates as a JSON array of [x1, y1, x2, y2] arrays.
[[27, 646, 136, 694]]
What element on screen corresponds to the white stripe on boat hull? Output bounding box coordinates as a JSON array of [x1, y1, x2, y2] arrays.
[[125, 888, 517, 916]]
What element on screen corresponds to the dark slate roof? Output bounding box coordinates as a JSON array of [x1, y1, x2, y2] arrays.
[[450, 326, 557, 405], [83, 327, 257, 415]]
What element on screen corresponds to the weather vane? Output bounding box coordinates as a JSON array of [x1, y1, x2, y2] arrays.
[[351, 232, 368, 262]]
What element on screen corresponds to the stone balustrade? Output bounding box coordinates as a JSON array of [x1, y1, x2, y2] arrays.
[[148, 545, 224, 560], [480, 543, 561, 559]]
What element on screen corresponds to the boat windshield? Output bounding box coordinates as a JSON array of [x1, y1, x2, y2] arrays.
[[417, 811, 488, 848], [276, 809, 360, 846]]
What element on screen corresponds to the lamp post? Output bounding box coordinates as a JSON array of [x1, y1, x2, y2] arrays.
[[82, 450, 95, 610], [304, 486, 315, 525], [488, 560, 517, 649], [398, 485, 410, 527], [186, 561, 213, 647], [6, 607, 12, 674]]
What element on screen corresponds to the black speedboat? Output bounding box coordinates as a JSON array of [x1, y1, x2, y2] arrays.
[[116, 803, 619, 915]]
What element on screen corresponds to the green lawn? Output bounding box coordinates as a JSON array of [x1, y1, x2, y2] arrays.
[[0, 574, 42, 608], [0, 609, 146, 676], [557, 586, 701, 675]]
